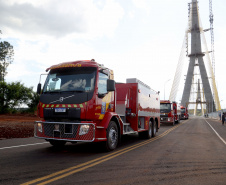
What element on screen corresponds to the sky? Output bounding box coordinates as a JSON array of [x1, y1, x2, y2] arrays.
[[1, 0, 226, 108]]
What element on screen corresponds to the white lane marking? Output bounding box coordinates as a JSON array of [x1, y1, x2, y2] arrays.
[[205, 119, 226, 145], [0, 142, 48, 150]]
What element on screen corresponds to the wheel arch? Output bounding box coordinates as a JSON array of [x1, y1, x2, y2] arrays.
[[101, 112, 122, 142], [149, 117, 154, 124], [110, 116, 122, 142]]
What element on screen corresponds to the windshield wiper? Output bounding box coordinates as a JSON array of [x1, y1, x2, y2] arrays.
[[60, 90, 86, 93], [71, 90, 86, 93]]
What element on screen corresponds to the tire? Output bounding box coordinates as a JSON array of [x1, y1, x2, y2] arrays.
[[152, 121, 157, 137], [48, 140, 66, 147], [147, 121, 153, 138], [139, 120, 153, 139], [104, 121, 119, 151]]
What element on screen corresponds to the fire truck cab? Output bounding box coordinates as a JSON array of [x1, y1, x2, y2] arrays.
[[160, 100, 181, 125]]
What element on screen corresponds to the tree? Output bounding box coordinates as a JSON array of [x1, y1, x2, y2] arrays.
[[0, 30, 14, 82], [27, 91, 40, 112], [0, 81, 35, 113], [0, 81, 7, 113]]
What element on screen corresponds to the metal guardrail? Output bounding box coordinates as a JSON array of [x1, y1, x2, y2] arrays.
[[207, 109, 226, 120]]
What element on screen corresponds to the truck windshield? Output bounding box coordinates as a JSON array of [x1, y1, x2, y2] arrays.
[[160, 103, 171, 113], [43, 67, 96, 93]]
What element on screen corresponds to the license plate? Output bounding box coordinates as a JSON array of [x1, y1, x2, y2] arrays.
[[55, 108, 66, 113]]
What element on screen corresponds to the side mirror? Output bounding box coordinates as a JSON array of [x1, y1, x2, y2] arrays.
[[37, 83, 42, 94], [107, 79, 115, 92]]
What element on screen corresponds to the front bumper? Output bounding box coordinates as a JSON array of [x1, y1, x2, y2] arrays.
[[181, 114, 187, 120], [160, 117, 173, 123]]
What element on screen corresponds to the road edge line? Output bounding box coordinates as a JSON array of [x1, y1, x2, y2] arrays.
[[205, 119, 226, 145], [0, 142, 48, 150]]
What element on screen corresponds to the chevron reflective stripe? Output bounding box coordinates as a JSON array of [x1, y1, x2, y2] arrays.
[[40, 103, 87, 108]]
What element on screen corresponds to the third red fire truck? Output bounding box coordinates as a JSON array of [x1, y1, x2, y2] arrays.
[[160, 100, 181, 125], [180, 106, 189, 120]]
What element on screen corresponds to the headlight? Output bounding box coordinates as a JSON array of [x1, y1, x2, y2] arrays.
[[79, 125, 90, 135], [37, 123, 42, 132], [168, 118, 171, 122]]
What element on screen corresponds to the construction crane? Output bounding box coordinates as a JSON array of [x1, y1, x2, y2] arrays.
[[209, 0, 215, 76], [208, 0, 221, 111]]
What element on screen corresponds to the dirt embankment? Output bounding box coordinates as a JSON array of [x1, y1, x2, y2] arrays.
[[0, 114, 41, 140]]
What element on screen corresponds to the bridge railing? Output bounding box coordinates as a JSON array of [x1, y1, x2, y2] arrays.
[[207, 109, 226, 120]]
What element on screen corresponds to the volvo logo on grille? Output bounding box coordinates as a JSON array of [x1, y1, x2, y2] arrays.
[[49, 95, 75, 104]]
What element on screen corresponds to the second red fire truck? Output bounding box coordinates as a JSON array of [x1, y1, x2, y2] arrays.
[[160, 100, 181, 125], [35, 59, 160, 151]]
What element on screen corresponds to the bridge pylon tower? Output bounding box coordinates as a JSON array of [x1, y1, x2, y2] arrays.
[[169, 0, 221, 113], [181, 0, 214, 113]]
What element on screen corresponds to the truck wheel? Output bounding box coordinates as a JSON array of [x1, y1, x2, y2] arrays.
[[147, 121, 153, 139], [139, 120, 153, 139], [49, 140, 66, 147], [105, 121, 118, 151], [152, 121, 157, 137]]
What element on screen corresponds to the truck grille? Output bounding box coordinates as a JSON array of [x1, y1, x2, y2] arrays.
[[44, 123, 78, 138], [160, 117, 168, 122], [35, 122, 95, 141]]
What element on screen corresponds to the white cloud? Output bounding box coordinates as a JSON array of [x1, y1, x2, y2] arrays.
[[0, 1, 85, 38], [132, 0, 151, 15], [0, 0, 124, 40]]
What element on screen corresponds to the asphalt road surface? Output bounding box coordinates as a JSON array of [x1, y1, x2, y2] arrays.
[[1, 116, 226, 185]]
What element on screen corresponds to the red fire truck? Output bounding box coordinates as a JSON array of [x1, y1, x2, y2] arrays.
[[180, 106, 189, 120], [160, 100, 181, 125], [35, 59, 160, 151]]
